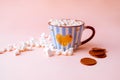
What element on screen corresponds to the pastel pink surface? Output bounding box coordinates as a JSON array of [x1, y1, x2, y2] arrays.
[[0, 0, 120, 80]]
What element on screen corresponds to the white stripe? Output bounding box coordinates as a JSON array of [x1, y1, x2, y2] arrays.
[[65, 28, 69, 50], [59, 27, 63, 50], [50, 26, 56, 48]]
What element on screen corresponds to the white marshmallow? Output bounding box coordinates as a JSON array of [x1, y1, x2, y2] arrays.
[[0, 48, 6, 54], [14, 49, 21, 56], [18, 45, 26, 52], [49, 19, 82, 26], [25, 41, 31, 46], [43, 48, 54, 57], [48, 43, 55, 51], [55, 49, 62, 55], [25, 46, 32, 51], [35, 43, 41, 47], [67, 48, 74, 56], [29, 41, 35, 47], [46, 35, 51, 41], [40, 33, 45, 37], [62, 49, 69, 56], [69, 48, 73, 52], [6, 45, 14, 52], [67, 50, 73, 56]]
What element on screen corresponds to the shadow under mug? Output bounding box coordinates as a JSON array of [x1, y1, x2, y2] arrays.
[[48, 20, 95, 51]]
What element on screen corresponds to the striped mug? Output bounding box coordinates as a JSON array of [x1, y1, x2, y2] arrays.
[[48, 20, 95, 51]]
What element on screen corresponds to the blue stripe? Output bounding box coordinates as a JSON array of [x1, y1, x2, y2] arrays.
[[56, 27, 59, 33], [73, 27, 77, 49], [62, 27, 66, 36], [80, 26, 84, 44], [68, 27, 72, 49], [56, 27, 61, 49], [62, 27, 66, 51]]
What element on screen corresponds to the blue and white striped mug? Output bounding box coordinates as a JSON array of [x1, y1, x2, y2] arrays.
[[48, 20, 95, 51]]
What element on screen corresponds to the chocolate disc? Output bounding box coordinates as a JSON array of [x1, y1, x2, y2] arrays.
[[94, 54, 107, 58], [80, 57, 97, 66], [92, 47, 106, 52], [89, 47, 107, 58], [89, 50, 105, 56]]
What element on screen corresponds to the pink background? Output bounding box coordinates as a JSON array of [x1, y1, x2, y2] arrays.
[[0, 0, 120, 80]]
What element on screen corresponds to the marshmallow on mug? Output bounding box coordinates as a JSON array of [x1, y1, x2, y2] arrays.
[[49, 19, 82, 26]]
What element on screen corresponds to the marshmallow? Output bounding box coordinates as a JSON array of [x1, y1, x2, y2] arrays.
[[49, 43, 55, 51], [49, 19, 82, 26], [35, 43, 41, 47], [46, 35, 51, 41], [40, 33, 45, 37], [67, 48, 74, 56], [25, 41, 31, 46], [19, 42, 30, 52], [43, 47, 54, 57], [62, 49, 69, 56], [6, 45, 14, 52], [0, 48, 6, 54], [25, 46, 32, 51], [29, 37, 39, 47], [0, 32, 74, 57], [55, 49, 62, 55], [14, 49, 21, 56], [29, 40, 35, 47]]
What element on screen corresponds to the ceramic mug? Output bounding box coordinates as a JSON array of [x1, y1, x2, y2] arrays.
[[48, 20, 95, 51]]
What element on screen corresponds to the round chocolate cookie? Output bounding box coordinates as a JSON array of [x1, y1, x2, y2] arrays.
[[89, 47, 107, 58], [94, 53, 107, 58], [92, 47, 106, 52], [80, 57, 97, 66]]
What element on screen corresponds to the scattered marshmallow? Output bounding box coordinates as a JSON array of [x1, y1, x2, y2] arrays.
[[0, 48, 6, 54], [29, 40, 35, 47], [25, 46, 33, 51], [0, 33, 74, 57], [18, 46, 26, 52], [35, 42, 41, 47], [46, 35, 51, 41], [25, 41, 31, 46], [55, 49, 62, 55], [14, 49, 21, 56], [6, 45, 14, 52], [67, 48, 74, 56], [43, 47, 54, 57], [40, 33, 45, 37]]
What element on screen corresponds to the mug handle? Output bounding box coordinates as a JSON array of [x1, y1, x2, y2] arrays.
[[81, 26, 95, 45]]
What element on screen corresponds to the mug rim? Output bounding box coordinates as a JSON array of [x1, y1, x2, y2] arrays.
[[48, 19, 85, 28]]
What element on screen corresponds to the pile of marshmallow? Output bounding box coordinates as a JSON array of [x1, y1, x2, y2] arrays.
[[49, 19, 82, 26], [0, 33, 74, 57]]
